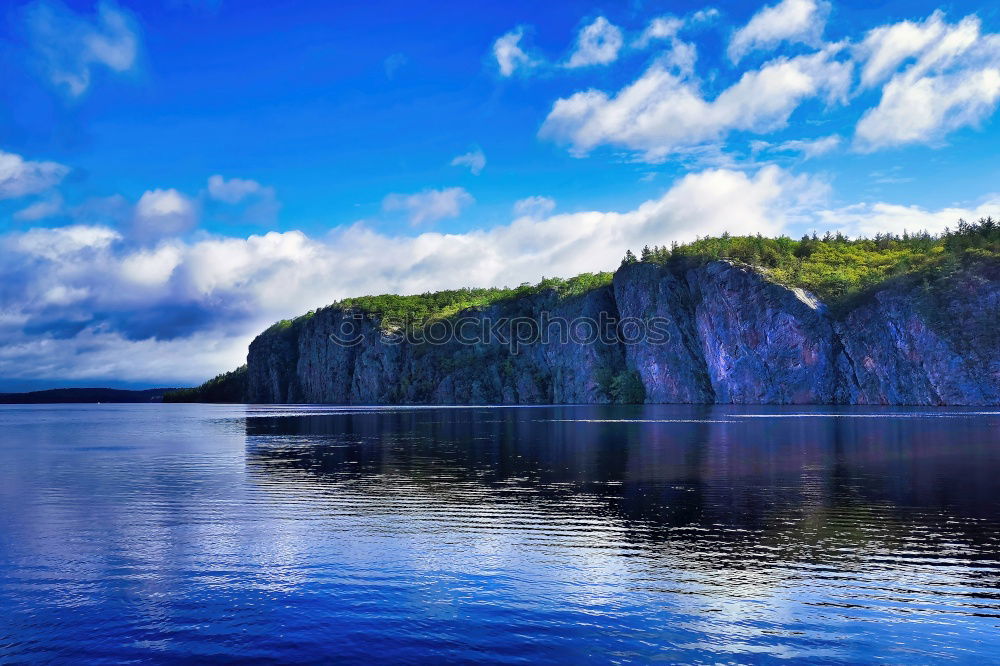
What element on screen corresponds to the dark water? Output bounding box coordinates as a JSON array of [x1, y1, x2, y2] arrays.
[[1, 405, 999, 664]]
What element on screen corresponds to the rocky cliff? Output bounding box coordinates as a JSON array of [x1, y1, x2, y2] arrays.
[[213, 259, 1000, 406], [246, 283, 630, 405]]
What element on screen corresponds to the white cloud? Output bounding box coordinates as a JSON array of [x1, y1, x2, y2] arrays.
[[634, 16, 683, 49], [541, 47, 852, 162], [0, 149, 69, 199], [119, 243, 183, 287], [853, 12, 1000, 150], [854, 11, 976, 88], [728, 0, 829, 63], [206, 175, 280, 225], [691, 8, 721, 24], [0, 327, 251, 388], [450, 149, 486, 175], [513, 196, 556, 218], [856, 70, 1000, 150], [14, 193, 64, 221], [133, 189, 198, 241], [13, 224, 120, 260], [663, 39, 699, 77], [566, 17, 624, 68], [817, 198, 1000, 238], [382, 187, 474, 225], [539, 5, 998, 159], [765, 134, 841, 158], [493, 28, 536, 77], [207, 175, 269, 203], [26, 0, 139, 95]]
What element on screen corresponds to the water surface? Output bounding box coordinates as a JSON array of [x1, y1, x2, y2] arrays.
[[1, 404, 998, 663]]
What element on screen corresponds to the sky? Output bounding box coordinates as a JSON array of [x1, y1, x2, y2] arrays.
[[1, 0, 999, 390]]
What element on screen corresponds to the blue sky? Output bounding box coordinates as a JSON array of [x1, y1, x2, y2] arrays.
[[1, 0, 999, 389]]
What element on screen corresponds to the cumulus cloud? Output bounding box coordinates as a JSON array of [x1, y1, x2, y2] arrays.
[[537, 4, 998, 159], [450, 149, 486, 175], [691, 8, 721, 24], [493, 28, 537, 77], [541, 47, 852, 162], [119, 243, 183, 287], [728, 0, 830, 63], [853, 12, 1000, 150], [817, 198, 1000, 238], [132, 189, 198, 242], [206, 175, 280, 225], [566, 17, 624, 68], [0, 149, 69, 199], [207, 175, 268, 203], [512, 196, 556, 218], [662, 39, 699, 77], [0, 329, 251, 388], [854, 11, 976, 88], [12, 224, 119, 260], [382, 187, 474, 225], [25, 0, 139, 95], [856, 71, 1000, 150], [634, 17, 684, 49]]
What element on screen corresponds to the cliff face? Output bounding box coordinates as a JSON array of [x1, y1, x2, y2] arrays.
[[836, 264, 1000, 405], [247, 285, 628, 405], [242, 260, 1000, 406]]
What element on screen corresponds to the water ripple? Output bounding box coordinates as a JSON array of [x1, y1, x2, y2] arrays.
[[0, 403, 998, 663]]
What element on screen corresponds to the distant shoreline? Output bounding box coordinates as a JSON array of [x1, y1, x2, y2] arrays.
[[0, 388, 183, 404]]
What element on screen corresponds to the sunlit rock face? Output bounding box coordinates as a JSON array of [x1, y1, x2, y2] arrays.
[[244, 260, 1000, 406], [836, 264, 1000, 406], [686, 261, 845, 404]]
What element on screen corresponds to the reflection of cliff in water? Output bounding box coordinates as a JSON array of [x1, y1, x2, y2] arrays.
[[245, 405, 1000, 561]]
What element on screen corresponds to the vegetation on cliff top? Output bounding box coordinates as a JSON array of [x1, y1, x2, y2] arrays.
[[268, 271, 615, 332], [625, 217, 1000, 308]]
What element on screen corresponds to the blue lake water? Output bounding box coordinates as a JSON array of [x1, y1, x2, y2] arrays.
[[0, 404, 999, 664]]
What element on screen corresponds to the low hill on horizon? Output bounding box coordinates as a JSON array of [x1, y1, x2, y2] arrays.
[[0, 388, 182, 404]]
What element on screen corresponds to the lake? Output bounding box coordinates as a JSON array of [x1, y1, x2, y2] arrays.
[[1, 404, 998, 663]]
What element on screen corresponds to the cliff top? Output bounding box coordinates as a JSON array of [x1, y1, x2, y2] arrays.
[[265, 271, 615, 334], [627, 217, 1000, 309]]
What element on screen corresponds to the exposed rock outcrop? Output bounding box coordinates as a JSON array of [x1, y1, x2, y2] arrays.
[[836, 264, 1000, 405]]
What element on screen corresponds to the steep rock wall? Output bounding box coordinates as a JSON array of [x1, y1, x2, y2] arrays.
[[249, 286, 628, 405], [837, 265, 1000, 405]]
